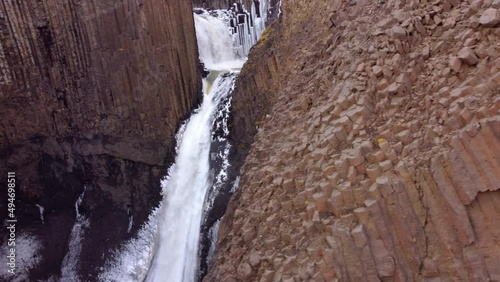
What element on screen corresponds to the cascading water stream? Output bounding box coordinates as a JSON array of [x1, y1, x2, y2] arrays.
[[99, 5, 271, 281], [145, 11, 261, 282], [145, 76, 237, 282], [145, 10, 248, 282], [61, 187, 89, 281]]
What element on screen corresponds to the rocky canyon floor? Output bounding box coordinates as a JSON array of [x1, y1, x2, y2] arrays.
[[205, 0, 500, 281]]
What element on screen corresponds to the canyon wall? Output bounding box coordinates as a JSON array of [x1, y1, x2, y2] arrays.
[[0, 0, 201, 280], [207, 0, 500, 280]]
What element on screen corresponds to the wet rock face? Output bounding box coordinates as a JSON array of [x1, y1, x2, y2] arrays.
[[0, 0, 200, 280], [193, 0, 258, 10], [193, 0, 281, 20], [1, 137, 164, 280], [206, 0, 500, 280]]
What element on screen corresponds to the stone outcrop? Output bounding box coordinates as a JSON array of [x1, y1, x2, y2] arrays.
[[0, 0, 201, 280], [228, 20, 282, 166], [206, 0, 500, 280]]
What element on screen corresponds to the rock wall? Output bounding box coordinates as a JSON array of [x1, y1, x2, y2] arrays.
[[206, 0, 500, 280], [0, 0, 201, 156], [0, 0, 201, 280]]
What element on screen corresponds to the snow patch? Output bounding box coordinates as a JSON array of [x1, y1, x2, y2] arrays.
[[98, 208, 160, 282], [0, 234, 41, 282]]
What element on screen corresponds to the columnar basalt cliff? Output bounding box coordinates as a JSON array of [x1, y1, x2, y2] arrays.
[[207, 0, 500, 281], [0, 0, 201, 280]]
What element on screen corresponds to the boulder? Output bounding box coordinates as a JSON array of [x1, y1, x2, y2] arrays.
[[391, 26, 407, 40], [458, 47, 479, 65], [479, 8, 500, 27]]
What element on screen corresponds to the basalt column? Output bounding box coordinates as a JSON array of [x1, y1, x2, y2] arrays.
[[0, 0, 201, 280]]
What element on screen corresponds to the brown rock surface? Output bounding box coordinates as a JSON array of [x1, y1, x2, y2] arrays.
[[0, 0, 201, 280], [0, 0, 201, 160], [458, 47, 479, 65], [206, 0, 500, 280], [479, 8, 500, 27]]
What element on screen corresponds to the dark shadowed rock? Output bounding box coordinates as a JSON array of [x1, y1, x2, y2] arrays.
[[0, 0, 201, 280]]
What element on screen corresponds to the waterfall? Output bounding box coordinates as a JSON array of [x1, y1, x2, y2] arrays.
[[35, 204, 44, 224], [145, 11, 246, 282], [99, 5, 270, 282], [145, 73, 237, 282], [194, 13, 245, 70], [61, 187, 89, 281]]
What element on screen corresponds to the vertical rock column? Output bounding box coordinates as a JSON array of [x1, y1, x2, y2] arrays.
[[0, 0, 202, 280], [0, 0, 201, 149]]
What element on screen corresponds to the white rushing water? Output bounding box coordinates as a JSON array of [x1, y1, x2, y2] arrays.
[[194, 13, 245, 70], [61, 187, 89, 281], [145, 10, 250, 282], [145, 73, 236, 282], [100, 5, 270, 281], [36, 204, 45, 224]]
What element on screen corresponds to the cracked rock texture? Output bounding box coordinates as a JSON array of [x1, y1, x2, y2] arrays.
[[0, 0, 201, 280], [207, 0, 500, 281]]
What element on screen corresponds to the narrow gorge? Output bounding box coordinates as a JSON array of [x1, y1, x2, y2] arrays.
[[100, 7, 271, 281], [1, 0, 277, 281], [1, 0, 499, 281]]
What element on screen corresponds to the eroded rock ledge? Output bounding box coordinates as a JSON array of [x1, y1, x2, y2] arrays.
[[207, 0, 500, 280]]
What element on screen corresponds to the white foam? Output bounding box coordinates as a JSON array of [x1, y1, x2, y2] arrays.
[[194, 12, 246, 70], [36, 204, 44, 224], [98, 209, 160, 282], [145, 73, 237, 282], [60, 187, 89, 281]]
